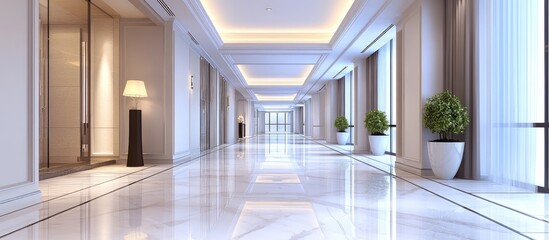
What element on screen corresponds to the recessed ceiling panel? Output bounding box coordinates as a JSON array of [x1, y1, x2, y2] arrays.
[[231, 54, 322, 65], [199, 0, 355, 43], [255, 94, 296, 101], [238, 65, 314, 86]]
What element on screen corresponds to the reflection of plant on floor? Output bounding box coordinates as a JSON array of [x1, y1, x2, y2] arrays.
[[362, 173, 389, 200], [237, 151, 245, 159]]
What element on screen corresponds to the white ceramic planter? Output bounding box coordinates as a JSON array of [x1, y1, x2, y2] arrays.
[[427, 142, 465, 180], [368, 135, 389, 156], [336, 132, 349, 145]]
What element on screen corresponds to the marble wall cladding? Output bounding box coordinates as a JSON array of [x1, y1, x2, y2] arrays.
[[48, 87, 80, 128], [48, 26, 82, 163], [121, 23, 166, 158], [91, 17, 118, 156], [48, 128, 80, 162], [49, 26, 81, 88]]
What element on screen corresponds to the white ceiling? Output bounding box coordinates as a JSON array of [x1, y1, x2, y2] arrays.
[[101, 0, 415, 110], [199, 0, 354, 44]]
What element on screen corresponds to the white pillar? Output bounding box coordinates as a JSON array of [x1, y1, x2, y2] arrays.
[[0, 0, 41, 203], [396, 0, 444, 175]]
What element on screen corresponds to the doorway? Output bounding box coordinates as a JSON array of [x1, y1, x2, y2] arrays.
[[39, 0, 117, 172]]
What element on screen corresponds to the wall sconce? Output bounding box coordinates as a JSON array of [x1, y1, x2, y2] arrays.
[[123, 80, 148, 167], [123, 80, 148, 109], [190, 75, 194, 90]]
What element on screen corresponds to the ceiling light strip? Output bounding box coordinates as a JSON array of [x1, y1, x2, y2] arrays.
[[333, 66, 348, 79], [361, 24, 394, 53]]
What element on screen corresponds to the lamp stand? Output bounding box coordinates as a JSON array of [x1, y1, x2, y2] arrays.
[[127, 109, 144, 167]]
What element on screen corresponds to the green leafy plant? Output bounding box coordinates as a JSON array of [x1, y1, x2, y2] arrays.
[[423, 91, 469, 141], [334, 116, 349, 132], [364, 110, 389, 135]]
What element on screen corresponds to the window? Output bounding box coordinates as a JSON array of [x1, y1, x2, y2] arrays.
[[477, 0, 545, 190], [265, 112, 292, 133], [377, 39, 397, 155]]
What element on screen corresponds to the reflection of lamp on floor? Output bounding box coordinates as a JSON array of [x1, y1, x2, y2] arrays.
[[123, 80, 148, 167]]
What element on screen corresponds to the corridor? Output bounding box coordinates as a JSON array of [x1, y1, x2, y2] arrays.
[[0, 134, 546, 239]]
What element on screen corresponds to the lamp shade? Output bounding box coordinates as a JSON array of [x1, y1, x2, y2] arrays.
[[123, 80, 148, 98]]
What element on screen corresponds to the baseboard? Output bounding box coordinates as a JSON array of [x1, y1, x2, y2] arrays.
[[395, 161, 434, 176]]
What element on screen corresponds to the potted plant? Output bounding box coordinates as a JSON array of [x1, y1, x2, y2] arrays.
[[334, 115, 349, 145], [364, 110, 390, 155], [423, 91, 469, 179]]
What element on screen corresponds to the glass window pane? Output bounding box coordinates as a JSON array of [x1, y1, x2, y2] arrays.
[[265, 112, 269, 125], [286, 112, 292, 124], [270, 112, 277, 124], [278, 112, 285, 124]]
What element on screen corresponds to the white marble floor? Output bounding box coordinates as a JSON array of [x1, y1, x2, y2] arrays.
[[1, 134, 548, 239]]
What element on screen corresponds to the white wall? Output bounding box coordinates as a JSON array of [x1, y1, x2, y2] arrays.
[[293, 107, 303, 134], [396, 0, 443, 174], [173, 23, 191, 159], [122, 16, 233, 161], [0, 0, 40, 203], [91, 17, 120, 158], [420, 0, 444, 159], [248, 102, 257, 137], [226, 85, 237, 143], [120, 19, 174, 161], [311, 91, 326, 140], [304, 99, 312, 137], [189, 49, 201, 152]]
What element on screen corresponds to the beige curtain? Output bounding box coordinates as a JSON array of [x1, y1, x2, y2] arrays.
[[200, 57, 211, 151], [336, 77, 345, 116], [444, 0, 479, 179], [365, 52, 378, 126]]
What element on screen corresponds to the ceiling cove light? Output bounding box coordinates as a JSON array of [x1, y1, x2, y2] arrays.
[[256, 94, 297, 101], [199, 0, 355, 43], [262, 105, 291, 110], [237, 65, 314, 86]]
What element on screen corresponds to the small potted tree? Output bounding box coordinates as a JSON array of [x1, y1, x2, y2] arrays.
[[364, 110, 390, 155], [334, 116, 349, 145], [423, 91, 469, 179]]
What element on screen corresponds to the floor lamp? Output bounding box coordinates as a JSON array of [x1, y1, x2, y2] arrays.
[[123, 80, 148, 167]]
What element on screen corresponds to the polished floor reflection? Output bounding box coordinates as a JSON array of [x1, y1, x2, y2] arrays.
[[0, 134, 548, 239]]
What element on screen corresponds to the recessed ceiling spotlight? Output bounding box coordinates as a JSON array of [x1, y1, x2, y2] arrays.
[[265, 8, 273, 12]]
